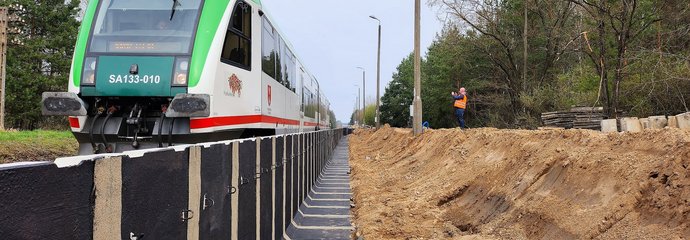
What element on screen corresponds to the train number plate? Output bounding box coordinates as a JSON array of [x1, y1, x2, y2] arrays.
[[108, 74, 162, 84]]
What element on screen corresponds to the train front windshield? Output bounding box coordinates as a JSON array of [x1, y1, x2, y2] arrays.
[[89, 0, 203, 54]]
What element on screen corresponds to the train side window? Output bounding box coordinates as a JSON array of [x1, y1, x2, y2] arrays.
[[286, 51, 297, 93], [221, 1, 252, 70], [300, 74, 305, 111], [262, 17, 277, 79], [280, 38, 297, 92], [275, 35, 283, 84]]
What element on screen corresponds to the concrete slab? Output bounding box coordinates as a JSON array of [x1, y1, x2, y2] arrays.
[[648, 116, 667, 129], [286, 138, 353, 240], [677, 113, 690, 130], [601, 119, 618, 133], [619, 118, 628, 132], [621, 117, 642, 133], [293, 213, 352, 227], [640, 118, 650, 129]]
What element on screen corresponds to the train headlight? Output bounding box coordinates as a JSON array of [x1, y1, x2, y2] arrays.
[[87, 73, 95, 84], [180, 60, 189, 71], [175, 73, 188, 85], [82, 57, 97, 85], [173, 57, 189, 86]]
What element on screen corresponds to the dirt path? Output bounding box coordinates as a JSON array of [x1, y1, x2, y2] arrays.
[[349, 126, 689, 239]]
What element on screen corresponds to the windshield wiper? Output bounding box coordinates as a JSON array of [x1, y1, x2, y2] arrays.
[[170, 0, 181, 20]]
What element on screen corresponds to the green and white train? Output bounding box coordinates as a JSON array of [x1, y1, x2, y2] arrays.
[[42, 0, 332, 154]]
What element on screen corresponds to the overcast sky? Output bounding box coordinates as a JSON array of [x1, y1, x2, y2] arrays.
[[262, 0, 444, 123]]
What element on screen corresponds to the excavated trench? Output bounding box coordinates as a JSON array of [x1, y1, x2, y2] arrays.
[[349, 126, 690, 239]]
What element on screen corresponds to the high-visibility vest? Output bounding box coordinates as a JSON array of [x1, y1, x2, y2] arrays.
[[454, 95, 467, 109]]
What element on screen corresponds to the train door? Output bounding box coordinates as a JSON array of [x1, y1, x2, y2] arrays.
[[299, 68, 305, 132], [316, 83, 320, 130], [206, 0, 260, 133]]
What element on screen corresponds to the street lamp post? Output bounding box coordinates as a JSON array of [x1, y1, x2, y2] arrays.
[[413, 0, 423, 135], [369, 15, 381, 129], [353, 84, 361, 126], [356, 67, 365, 126]]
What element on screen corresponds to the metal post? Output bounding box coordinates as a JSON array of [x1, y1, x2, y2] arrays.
[[0, 8, 7, 130], [375, 24, 381, 129], [358, 87, 361, 126], [356, 67, 365, 126], [370, 16, 381, 129], [413, 0, 423, 135], [354, 84, 361, 126]]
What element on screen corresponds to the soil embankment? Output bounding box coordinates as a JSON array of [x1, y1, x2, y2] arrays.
[[350, 126, 690, 239]]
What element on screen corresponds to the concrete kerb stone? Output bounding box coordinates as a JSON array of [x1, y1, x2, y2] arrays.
[[619, 118, 628, 132], [677, 113, 690, 130], [640, 118, 650, 130], [648, 116, 667, 129], [601, 119, 618, 133], [621, 117, 642, 133]]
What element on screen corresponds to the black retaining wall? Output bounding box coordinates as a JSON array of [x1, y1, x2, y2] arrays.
[[0, 129, 345, 240]]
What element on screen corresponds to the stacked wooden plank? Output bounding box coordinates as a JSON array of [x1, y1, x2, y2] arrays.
[[541, 107, 604, 130], [571, 107, 605, 130], [541, 111, 575, 129]]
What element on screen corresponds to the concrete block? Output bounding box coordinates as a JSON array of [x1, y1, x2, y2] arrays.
[[648, 116, 667, 129], [621, 117, 642, 133], [668, 116, 679, 128], [601, 119, 618, 133], [640, 118, 650, 129], [677, 113, 690, 130]]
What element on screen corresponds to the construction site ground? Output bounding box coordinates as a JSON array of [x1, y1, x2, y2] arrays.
[[349, 126, 690, 239]]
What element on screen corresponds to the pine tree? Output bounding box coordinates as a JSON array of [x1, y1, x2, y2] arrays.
[[1, 0, 80, 129], [380, 55, 414, 127]]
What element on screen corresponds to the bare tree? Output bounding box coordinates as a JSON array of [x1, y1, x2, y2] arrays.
[[566, 0, 664, 117], [430, 0, 575, 119]]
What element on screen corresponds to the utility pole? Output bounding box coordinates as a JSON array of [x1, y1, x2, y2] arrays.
[[0, 7, 8, 130], [356, 67, 365, 126], [413, 0, 423, 135], [369, 16, 381, 129]]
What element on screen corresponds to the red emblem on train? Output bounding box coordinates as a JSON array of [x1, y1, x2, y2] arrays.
[[267, 85, 272, 106], [228, 74, 242, 97]]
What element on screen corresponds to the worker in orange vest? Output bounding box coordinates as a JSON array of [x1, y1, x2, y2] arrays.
[[451, 87, 467, 128]]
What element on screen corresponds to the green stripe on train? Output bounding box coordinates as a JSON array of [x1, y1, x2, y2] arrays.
[[189, 0, 232, 88], [72, 0, 100, 87]]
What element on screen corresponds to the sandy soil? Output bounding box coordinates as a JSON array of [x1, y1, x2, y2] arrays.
[[349, 126, 690, 239]]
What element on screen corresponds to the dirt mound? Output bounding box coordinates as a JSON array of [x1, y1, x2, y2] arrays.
[[349, 126, 690, 239]]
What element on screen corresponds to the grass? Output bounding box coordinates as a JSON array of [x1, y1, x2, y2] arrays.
[[0, 130, 78, 164]]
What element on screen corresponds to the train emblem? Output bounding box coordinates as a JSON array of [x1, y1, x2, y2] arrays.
[[228, 74, 243, 97]]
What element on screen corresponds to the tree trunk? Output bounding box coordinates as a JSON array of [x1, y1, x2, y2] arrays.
[[612, 1, 633, 118], [523, 0, 528, 93], [613, 43, 626, 117], [597, 0, 611, 117]]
